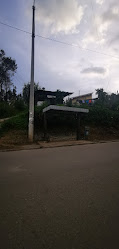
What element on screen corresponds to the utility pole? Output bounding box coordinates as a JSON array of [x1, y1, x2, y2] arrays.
[[28, 0, 35, 142]]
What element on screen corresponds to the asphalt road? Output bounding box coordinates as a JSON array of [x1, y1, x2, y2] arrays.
[[0, 142, 119, 249]]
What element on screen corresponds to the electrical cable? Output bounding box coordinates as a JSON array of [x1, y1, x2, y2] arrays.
[[0, 20, 119, 60]]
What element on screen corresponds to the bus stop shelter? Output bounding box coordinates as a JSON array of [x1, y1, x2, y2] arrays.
[[43, 105, 89, 141]]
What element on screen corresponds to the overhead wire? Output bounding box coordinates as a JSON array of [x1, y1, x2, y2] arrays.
[[0, 21, 31, 35], [16, 71, 26, 84], [0, 20, 119, 60], [14, 72, 25, 89], [14, 74, 23, 85]]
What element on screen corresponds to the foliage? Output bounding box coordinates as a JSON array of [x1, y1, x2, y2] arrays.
[[0, 100, 26, 119], [0, 102, 17, 118], [35, 101, 49, 113], [95, 88, 119, 109], [0, 112, 28, 136], [34, 102, 49, 130], [14, 99, 26, 112], [23, 82, 41, 105], [0, 102, 49, 136], [0, 49, 17, 102], [83, 105, 119, 128], [77, 88, 119, 128], [95, 88, 108, 105], [66, 98, 72, 107]]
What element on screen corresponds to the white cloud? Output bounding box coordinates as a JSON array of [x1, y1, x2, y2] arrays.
[[82, 16, 107, 47], [102, 5, 119, 23], [36, 0, 84, 34], [96, 0, 104, 5], [82, 1, 119, 48]]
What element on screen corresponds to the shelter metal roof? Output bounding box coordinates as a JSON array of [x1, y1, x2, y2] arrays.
[[43, 105, 89, 114]]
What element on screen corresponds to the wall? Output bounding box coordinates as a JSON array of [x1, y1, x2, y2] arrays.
[[72, 94, 92, 104]]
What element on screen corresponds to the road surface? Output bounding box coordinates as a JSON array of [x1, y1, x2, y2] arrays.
[[0, 142, 119, 249]]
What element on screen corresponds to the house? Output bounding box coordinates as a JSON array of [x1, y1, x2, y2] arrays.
[[35, 90, 72, 106], [72, 93, 93, 105]]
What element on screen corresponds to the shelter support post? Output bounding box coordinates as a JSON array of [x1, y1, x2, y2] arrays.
[[76, 113, 80, 140], [44, 113, 48, 140]]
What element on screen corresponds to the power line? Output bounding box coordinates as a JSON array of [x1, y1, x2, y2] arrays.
[[14, 72, 26, 88], [14, 76, 22, 87], [0, 20, 119, 60], [36, 34, 82, 47], [16, 71, 25, 83], [0, 21, 31, 35], [14, 74, 23, 86], [36, 34, 119, 60]]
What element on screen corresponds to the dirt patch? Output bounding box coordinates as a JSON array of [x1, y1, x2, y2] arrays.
[[89, 127, 119, 141], [0, 130, 28, 150], [35, 126, 119, 142]]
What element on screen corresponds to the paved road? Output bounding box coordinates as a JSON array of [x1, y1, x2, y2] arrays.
[[0, 142, 119, 249]]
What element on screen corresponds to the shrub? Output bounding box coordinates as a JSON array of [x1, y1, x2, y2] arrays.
[[14, 99, 26, 112], [0, 111, 28, 136], [83, 106, 119, 128], [0, 101, 27, 119], [34, 102, 49, 130], [0, 102, 17, 118]]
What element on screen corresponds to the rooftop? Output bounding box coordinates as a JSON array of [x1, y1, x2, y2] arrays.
[[35, 90, 73, 98], [72, 93, 93, 100], [43, 105, 89, 114]]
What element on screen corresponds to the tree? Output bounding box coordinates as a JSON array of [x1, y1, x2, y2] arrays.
[[96, 88, 109, 105], [42, 87, 45, 91], [23, 82, 41, 105], [0, 49, 17, 101], [109, 93, 119, 110], [66, 98, 72, 107], [56, 89, 65, 104]]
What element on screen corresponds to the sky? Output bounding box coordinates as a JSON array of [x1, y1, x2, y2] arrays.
[[0, 0, 119, 98]]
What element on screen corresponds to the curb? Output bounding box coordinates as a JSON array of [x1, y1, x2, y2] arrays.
[[0, 141, 95, 152], [0, 140, 119, 152]]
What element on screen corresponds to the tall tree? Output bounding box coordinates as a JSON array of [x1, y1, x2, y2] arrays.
[[0, 49, 17, 101], [96, 88, 109, 105], [23, 82, 41, 105]]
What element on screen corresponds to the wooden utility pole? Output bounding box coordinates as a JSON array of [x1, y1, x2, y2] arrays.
[[28, 1, 35, 142]]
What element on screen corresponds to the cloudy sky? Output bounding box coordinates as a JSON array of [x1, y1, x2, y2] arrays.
[[0, 0, 119, 97]]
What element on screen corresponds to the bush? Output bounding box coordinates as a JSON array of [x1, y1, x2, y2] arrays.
[[34, 102, 49, 130], [0, 111, 28, 136], [14, 99, 26, 112], [35, 102, 49, 114], [0, 101, 27, 119], [35, 104, 119, 130], [1, 102, 119, 139], [0, 102, 48, 136], [0, 102, 17, 118], [83, 106, 119, 128]]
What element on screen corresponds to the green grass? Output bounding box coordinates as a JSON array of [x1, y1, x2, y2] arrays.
[[0, 102, 48, 137], [0, 111, 28, 137], [0, 101, 27, 119]]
